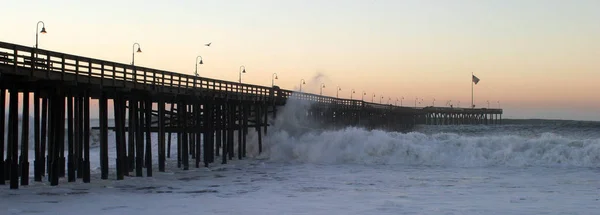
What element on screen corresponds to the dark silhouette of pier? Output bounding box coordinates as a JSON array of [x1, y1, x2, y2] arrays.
[[0, 41, 502, 189]]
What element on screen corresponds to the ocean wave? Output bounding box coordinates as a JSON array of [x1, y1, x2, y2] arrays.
[[257, 97, 600, 167], [263, 128, 600, 167]]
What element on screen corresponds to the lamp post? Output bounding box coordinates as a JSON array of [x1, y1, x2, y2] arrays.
[[415, 97, 418, 108], [239, 65, 246, 83], [433, 98, 436, 106], [380, 96, 383, 104], [401, 97, 404, 106], [497, 101, 500, 108], [272, 73, 278, 87], [300, 79, 306, 92], [132, 43, 142, 65], [35, 21, 47, 49], [487, 100, 490, 108], [195, 56, 203, 77], [350, 89, 355, 99], [362, 91, 366, 101], [388, 97, 391, 105], [320, 83, 326, 95], [336, 86, 341, 98]]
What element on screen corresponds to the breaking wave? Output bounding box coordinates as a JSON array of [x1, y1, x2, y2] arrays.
[[265, 129, 600, 167], [256, 97, 600, 168]]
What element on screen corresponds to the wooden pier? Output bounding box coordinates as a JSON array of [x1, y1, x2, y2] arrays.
[[422, 107, 503, 125], [0, 41, 502, 189]]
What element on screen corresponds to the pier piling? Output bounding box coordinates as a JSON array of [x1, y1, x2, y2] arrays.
[[0, 88, 5, 185]]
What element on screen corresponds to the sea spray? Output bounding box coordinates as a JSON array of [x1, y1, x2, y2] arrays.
[[249, 96, 600, 167]]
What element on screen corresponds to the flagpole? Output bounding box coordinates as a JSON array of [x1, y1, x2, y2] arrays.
[[471, 72, 474, 109]]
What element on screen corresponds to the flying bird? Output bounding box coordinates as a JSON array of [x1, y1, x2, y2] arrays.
[[205, 42, 212, 46]]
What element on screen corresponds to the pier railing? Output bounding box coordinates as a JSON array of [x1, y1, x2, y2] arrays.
[[0, 41, 403, 109], [0, 42, 273, 102]]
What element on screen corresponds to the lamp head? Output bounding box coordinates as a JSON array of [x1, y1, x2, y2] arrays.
[[242, 68, 246, 73], [199, 59, 203, 64], [136, 47, 142, 53], [40, 27, 47, 34], [275, 75, 278, 79], [302, 80, 305, 84]]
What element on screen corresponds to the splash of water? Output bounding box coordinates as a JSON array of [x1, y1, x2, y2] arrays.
[[248, 96, 600, 168]]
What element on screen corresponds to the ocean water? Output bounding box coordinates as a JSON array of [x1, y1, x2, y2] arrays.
[[1, 98, 600, 214]]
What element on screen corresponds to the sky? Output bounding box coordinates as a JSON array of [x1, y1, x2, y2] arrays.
[[1, 0, 599, 121]]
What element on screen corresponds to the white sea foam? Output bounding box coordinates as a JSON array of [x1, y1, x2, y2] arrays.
[[254, 97, 600, 167], [264, 128, 600, 167]]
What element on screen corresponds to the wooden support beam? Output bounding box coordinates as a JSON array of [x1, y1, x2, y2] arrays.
[[190, 104, 196, 161], [47, 93, 56, 186], [59, 94, 66, 179], [33, 91, 41, 182], [119, 95, 128, 178], [0, 88, 5, 185], [238, 104, 243, 160], [46, 94, 54, 184], [114, 95, 124, 180], [99, 93, 109, 180], [40, 96, 48, 179], [208, 102, 215, 164], [215, 103, 221, 157], [167, 101, 174, 159], [256, 104, 262, 155], [8, 89, 19, 189], [83, 92, 91, 183], [203, 101, 212, 167], [228, 103, 235, 160], [74, 96, 80, 179], [145, 99, 153, 177], [135, 100, 144, 177], [242, 103, 249, 158], [50, 89, 65, 186], [176, 102, 182, 168], [158, 99, 166, 172], [118, 96, 128, 177], [222, 103, 228, 164], [210, 103, 216, 164], [181, 101, 189, 170], [76, 95, 84, 179], [263, 104, 268, 135], [127, 98, 136, 173], [195, 103, 201, 168], [67, 94, 75, 182]]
